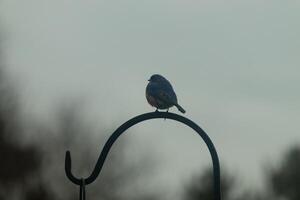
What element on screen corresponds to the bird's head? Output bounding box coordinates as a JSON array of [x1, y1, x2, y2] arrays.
[[148, 74, 167, 83]]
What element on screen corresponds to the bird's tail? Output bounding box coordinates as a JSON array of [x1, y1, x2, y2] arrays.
[[175, 103, 186, 114]]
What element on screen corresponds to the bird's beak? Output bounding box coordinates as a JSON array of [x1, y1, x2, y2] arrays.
[[148, 79, 150, 81]]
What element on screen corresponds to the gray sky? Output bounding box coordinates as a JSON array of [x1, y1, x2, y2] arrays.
[[1, 0, 300, 196]]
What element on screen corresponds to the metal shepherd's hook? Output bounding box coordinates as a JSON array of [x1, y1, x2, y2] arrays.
[[65, 112, 221, 200]]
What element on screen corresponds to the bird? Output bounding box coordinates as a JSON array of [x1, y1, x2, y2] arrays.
[[146, 74, 186, 113]]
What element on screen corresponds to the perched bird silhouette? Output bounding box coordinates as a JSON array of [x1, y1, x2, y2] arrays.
[[146, 74, 186, 113]]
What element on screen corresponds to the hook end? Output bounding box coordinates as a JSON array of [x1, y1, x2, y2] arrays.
[[65, 150, 82, 185], [65, 150, 72, 178]]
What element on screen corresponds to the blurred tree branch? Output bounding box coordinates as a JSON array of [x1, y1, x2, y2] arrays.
[[268, 145, 300, 200]]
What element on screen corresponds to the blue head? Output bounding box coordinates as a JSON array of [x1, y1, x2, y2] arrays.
[[148, 74, 167, 83]]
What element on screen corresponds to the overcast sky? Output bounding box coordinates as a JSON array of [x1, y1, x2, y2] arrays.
[[1, 0, 300, 197]]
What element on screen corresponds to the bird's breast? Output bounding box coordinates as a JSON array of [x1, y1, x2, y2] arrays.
[[146, 93, 158, 107]]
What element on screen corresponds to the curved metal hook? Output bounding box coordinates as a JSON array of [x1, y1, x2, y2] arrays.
[[65, 111, 221, 200]]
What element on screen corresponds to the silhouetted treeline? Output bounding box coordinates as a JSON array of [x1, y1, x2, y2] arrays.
[[0, 30, 158, 200], [0, 66, 47, 199], [184, 168, 235, 200], [0, 67, 159, 200], [184, 145, 300, 200], [268, 145, 300, 200]]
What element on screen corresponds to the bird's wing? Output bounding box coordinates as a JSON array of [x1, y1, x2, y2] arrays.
[[155, 89, 177, 105]]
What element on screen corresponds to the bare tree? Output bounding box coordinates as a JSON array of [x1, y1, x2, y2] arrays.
[[0, 24, 159, 200], [268, 145, 300, 200], [0, 32, 50, 199], [184, 167, 235, 200]]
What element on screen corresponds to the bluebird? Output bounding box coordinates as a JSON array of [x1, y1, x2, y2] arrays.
[[146, 74, 186, 113]]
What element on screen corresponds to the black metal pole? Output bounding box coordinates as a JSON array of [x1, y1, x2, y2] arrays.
[[65, 111, 221, 200]]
